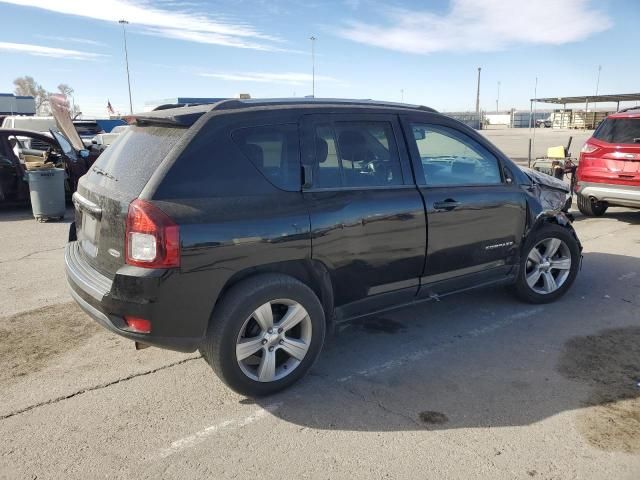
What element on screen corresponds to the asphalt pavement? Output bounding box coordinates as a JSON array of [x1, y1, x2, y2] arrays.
[[1, 196, 639, 479]]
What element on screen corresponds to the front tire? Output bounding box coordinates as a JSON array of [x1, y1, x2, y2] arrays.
[[577, 193, 607, 217], [513, 224, 580, 304], [200, 274, 326, 397]]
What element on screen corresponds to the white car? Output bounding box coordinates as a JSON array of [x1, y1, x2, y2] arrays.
[[1, 116, 57, 149], [91, 125, 130, 150]]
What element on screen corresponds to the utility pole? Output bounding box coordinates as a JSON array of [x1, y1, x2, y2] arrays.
[[475, 67, 481, 115], [119, 19, 133, 115], [310, 36, 316, 98], [496, 81, 500, 113]]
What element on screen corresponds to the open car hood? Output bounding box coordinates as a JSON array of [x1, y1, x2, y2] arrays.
[[49, 93, 85, 152]]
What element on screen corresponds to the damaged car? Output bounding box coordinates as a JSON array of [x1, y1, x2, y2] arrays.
[[65, 99, 582, 396], [0, 96, 102, 205], [0, 128, 95, 204], [520, 166, 573, 213]]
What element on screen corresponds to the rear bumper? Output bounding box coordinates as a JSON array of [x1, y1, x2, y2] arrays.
[[576, 181, 640, 208], [65, 241, 203, 352]]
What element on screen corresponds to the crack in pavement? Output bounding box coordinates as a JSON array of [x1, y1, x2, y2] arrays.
[[0, 246, 65, 264], [0, 356, 202, 421], [580, 224, 636, 244]]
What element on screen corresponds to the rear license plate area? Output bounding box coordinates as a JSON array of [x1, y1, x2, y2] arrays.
[[79, 210, 99, 257]]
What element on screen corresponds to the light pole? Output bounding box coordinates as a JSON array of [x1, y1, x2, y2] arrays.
[[119, 19, 133, 115], [401, 89, 404, 103], [595, 64, 602, 96], [475, 67, 481, 115], [496, 81, 500, 113], [310, 36, 316, 98]]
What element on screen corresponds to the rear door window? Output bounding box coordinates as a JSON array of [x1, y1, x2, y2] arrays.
[[593, 118, 640, 144], [310, 121, 403, 188], [232, 124, 300, 191]]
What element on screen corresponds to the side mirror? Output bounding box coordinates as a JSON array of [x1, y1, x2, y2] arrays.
[[413, 128, 426, 140], [80, 149, 90, 159]]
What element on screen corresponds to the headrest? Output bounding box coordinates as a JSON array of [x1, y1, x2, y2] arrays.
[[337, 130, 368, 162], [315, 137, 328, 163], [244, 144, 264, 168]]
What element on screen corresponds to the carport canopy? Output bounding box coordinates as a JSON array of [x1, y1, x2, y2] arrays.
[[531, 93, 640, 109]]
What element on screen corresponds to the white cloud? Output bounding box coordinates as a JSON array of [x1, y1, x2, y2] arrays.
[[0, 41, 108, 60], [337, 0, 612, 54], [199, 72, 342, 86], [139, 27, 296, 52], [1, 0, 282, 50], [36, 35, 108, 47]]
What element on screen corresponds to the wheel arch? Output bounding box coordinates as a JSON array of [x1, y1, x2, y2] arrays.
[[209, 259, 335, 335], [524, 210, 583, 253]]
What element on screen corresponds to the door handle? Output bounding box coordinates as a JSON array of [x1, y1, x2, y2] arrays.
[[433, 199, 461, 211]]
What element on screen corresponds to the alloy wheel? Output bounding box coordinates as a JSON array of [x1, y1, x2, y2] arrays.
[[235, 299, 312, 382], [525, 237, 572, 295]]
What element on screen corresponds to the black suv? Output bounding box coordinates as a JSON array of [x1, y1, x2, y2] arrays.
[[65, 99, 581, 396]]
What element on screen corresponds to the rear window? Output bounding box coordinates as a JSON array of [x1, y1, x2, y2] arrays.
[[593, 118, 640, 144], [231, 124, 300, 191], [89, 125, 187, 194]]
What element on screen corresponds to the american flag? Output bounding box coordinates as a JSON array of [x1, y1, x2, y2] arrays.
[[107, 100, 115, 115]]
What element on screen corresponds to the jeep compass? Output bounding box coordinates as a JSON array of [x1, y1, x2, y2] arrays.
[[65, 98, 582, 396]]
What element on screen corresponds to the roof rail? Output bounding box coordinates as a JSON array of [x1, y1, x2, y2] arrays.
[[208, 98, 438, 113], [617, 105, 640, 113]]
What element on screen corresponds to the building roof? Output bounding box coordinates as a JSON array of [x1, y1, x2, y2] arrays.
[[531, 93, 640, 105]]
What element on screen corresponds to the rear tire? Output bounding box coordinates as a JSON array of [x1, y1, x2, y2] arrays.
[[513, 224, 580, 304], [577, 193, 607, 217], [200, 274, 326, 397]]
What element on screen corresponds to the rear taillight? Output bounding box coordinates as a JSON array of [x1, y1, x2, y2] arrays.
[[125, 199, 180, 268], [124, 316, 152, 333], [581, 142, 599, 154]]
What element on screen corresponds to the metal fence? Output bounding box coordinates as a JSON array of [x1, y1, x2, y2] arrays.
[[442, 112, 482, 129]]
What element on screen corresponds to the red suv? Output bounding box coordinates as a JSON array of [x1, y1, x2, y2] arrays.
[[575, 108, 640, 216]]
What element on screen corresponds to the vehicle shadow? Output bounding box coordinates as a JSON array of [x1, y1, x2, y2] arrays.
[[254, 252, 640, 450], [571, 208, 640, 225]]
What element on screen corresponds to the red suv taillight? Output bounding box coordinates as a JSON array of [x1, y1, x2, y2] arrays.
[[580, 142, 599, 154], [125, 199, 180, 268]]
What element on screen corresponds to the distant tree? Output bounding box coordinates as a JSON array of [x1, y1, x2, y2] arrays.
[[57, 83, 81, 117], [13, 76, 50, 115]]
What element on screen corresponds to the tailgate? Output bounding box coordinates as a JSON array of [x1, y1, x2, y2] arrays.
[[72, 125, 188, 277]]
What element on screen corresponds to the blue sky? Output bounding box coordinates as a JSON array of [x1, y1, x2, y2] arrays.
[[0, 0, 637, 117]]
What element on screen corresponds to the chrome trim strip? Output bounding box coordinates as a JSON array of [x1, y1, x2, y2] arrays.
[[72, 191, 102, 219]]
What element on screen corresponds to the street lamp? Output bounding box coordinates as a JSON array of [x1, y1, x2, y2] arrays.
[[310, 36, 316, 98], [496, 81, 500, 113], [119, 19, 133, 115], [475, 67, 481, 115]]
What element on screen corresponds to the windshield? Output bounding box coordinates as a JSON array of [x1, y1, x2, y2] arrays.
[[51, 130, 74, 158]]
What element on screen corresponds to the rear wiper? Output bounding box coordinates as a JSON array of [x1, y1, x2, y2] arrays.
[[633, 138, 640, 143]]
